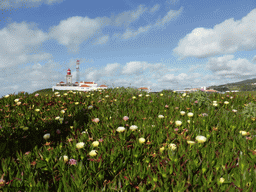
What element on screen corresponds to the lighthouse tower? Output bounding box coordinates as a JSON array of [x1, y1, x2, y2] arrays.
[[66, 68, 72, 86], [76, 60, 80, 83]]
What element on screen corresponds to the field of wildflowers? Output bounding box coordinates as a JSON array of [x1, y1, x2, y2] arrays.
[[0, 86, 256, 191]]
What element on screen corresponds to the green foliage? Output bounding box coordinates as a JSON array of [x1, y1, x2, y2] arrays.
[[189, 90, 212, 108], [240, 102, 256, 120]]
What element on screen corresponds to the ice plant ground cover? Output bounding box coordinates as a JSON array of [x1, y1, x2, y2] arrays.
[[0, 87, 256, 191]]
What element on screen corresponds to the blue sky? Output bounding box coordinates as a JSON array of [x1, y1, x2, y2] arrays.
[[0, 0, 256, 98]]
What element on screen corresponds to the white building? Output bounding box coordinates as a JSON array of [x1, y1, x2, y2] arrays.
[[137, 86, 151, 93], [175, 86, 207, 93], [52, 68, 108, 92]]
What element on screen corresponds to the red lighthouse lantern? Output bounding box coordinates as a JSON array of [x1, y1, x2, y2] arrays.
[[67, 68, 71, 75]]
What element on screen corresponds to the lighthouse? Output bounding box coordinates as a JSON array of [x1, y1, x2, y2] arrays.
[[76, 60, 80, 83], [66, 68, 72, 86]]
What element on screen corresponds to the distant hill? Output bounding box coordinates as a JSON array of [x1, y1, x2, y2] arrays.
[[207, 78, 256, 92]]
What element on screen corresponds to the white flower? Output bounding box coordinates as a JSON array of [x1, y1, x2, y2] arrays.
[[158, 115, 164, 119], [187, 141, 196, 145], [224, 101, 229, 105], [116, 127, 126, 133], [43, 133, 50, 140], [76, 142, 85, 149], [89, 150, 98, 157], [187, 112, 193, 117], [180, 111, 185, 116], [168, 143, 177, 151], [195, 135, 207, 143], [88, 105, 93, 110], [175, 121, 182, 126], [92, 141, 99, 147], [130, 125, 138, 131]]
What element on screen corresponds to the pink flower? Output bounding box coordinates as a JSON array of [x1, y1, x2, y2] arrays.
[[35, 94, 39, 97], [174, 128, 179, 131], [195, 100, 198, 103], [202, 113, 208, 117], [123, 116, 129, 121], [56, 129, 61, 134], [69, 159, 77, 165], [165, 105, 169, 108], [98, 138, 104, 142], [92, 118, 100, 123]]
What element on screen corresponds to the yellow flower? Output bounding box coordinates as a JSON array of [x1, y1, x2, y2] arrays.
[[159, 146, 165, 153], [219, 177, 225, 183], [195, 135, 207, 143], [76, 142, 85, 149], [89, 150, 98, 157], [43, 133, 50, 140], [59, 155, 68, 162], [239, 131, 250, 136], [92, 141, 99, 147], [14, 99, 19, 102], [139, 138, 146, 144]]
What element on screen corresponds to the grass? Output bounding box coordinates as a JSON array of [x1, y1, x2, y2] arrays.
[[0, 87, 256, 191]]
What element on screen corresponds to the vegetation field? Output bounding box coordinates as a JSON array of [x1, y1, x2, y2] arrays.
[[0, 87, 256, 191]]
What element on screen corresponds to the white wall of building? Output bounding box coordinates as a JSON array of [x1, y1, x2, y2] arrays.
[[52, 86, 107, 92]]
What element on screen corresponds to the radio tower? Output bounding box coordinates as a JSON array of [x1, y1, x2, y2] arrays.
[[76, 60, 80, 83]]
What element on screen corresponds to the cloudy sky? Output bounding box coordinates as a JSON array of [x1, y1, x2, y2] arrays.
[[0, 0, 256, 98]]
